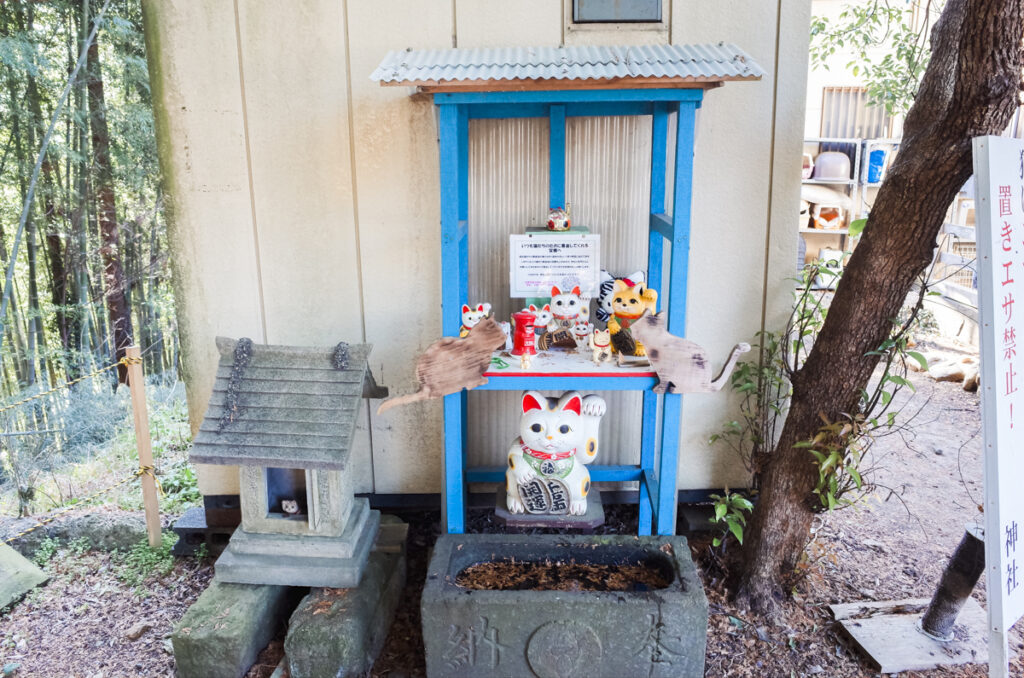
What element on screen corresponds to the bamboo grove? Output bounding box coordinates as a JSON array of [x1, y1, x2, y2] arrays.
[[1, 0, 176, 499]]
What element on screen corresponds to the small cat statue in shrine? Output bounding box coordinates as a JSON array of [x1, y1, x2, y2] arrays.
[[589, 328, 612, 365], [506, 390, 606, 516], [280, 498, 305, 516], [607, 281, 658, 357], [460, 303, 492, 338]]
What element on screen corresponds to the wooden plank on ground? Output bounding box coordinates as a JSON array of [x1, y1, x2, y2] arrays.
[[829, 597, 991, 673]]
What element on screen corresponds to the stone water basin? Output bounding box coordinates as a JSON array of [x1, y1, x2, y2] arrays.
[[421, 533, 708, 678]]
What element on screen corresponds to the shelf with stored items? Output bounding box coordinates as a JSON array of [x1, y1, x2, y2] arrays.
[[435, 89, 706, 537], [800, 136, 861, 243]]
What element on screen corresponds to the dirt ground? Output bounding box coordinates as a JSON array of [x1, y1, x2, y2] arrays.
[[2, 363, 1023, 677]]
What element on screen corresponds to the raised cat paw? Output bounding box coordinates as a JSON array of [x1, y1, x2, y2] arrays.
[[581, 394, 607, 417]]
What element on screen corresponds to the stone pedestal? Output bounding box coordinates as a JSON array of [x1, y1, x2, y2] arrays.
[[494, 488, 605, 530], [214, 499, 379, 588]]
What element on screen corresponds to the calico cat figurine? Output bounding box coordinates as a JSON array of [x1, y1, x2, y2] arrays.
[[505, 390, 606, 516], [607, 280, 658, 356]]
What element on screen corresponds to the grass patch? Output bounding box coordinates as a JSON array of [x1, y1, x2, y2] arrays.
[[115, 534, 179, 588]]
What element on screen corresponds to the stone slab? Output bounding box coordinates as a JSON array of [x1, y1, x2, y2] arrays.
[[493, 488, 605, 530], [172, 579, 303, 678], [830, 597, 992, 673], [285, 534, 407, 678], [0, 542, 48, 610], [422, 533, 707, 678], [214, 505, 379, 587]]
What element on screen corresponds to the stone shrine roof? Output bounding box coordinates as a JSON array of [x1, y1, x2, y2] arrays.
[[190, 338, 371, 471]]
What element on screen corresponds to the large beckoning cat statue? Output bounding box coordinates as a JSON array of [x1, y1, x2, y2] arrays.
[[506, 390, 606, 516]]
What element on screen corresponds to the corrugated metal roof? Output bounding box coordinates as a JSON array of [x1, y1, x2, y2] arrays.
[[190, 338, 371, 470], [370, 43, 763, 86]]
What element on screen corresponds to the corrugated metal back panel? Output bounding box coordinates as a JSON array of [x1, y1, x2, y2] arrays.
[[370, 43, 765, 85], [466, 115, 653, 472], [467, 118, 549, 470], [820, 87, 892, 139]]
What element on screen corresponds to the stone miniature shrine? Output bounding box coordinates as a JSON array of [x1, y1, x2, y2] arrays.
[[190, 337, 382, 588]]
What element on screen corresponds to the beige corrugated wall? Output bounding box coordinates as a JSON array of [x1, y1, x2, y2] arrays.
[[142, 0, 810, 496]]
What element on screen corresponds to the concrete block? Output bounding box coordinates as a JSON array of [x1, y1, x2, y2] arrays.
[[285, 547, 407, 678], [0, 542, 48, 610], [422, 534, 708, 678], [172, 579, 302, 678], [171, 506, 235, 557]]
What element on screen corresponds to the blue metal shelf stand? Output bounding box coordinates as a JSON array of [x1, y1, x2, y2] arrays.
[[435, 88, 703, 536]]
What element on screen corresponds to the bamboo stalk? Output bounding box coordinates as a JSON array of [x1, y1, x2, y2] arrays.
[[126, 344, 160, 547]]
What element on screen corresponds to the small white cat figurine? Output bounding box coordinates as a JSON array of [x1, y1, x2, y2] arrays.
[[281, 498, 302, 515], [573, 320, 594, 352], [506, 390, 606, 516]]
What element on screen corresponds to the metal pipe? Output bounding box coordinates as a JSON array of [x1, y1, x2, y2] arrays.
[[919, 525, 986, 641]]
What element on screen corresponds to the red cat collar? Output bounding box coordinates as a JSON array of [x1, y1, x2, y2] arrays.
[[522, 443, 575, 460]]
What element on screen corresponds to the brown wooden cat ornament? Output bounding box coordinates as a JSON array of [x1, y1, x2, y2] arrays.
[[629, 312, 750, 393], [377, 317, 506, 413]]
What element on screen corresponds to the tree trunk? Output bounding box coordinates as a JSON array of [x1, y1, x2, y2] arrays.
[[73, 0, 92, 372], [737, 0, 1024, 614], [87, 26, 134, 382]]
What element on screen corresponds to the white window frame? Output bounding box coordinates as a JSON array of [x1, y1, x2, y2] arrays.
[[565, 0, 669, 35]]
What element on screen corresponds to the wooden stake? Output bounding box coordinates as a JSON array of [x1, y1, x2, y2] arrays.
[[126, 345, 161, 547]]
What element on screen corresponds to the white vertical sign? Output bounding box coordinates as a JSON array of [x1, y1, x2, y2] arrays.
[[973, 135, 1024, 678]]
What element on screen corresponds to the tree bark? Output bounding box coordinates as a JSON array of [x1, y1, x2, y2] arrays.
[[737, 0, 1024, 614], [87, 26, 134, 382]]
